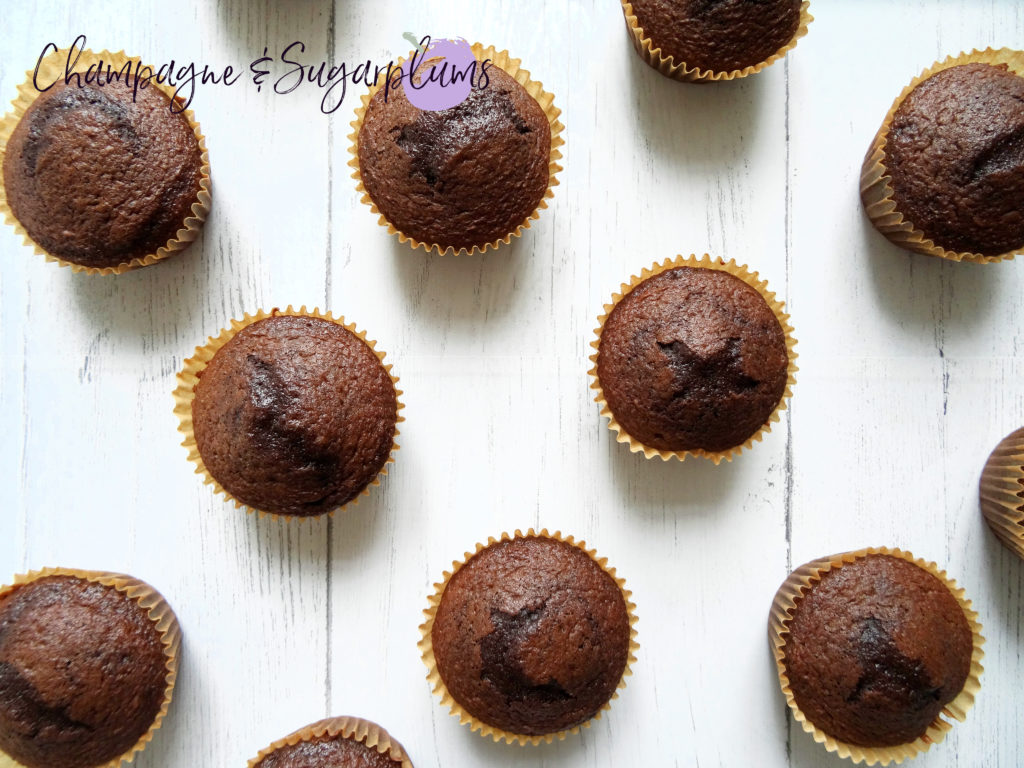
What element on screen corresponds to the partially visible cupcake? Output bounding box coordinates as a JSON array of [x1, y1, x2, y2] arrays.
[[0, 46, 210, 274], [770, 549, 984, 764], [420, 530, 638, 744], [620, 0, 812, 82], [979, 427, 1024, 558], [350, 42, 563, 254], [248, 716, 412, 767], [590, 255, 796, 463], [173, 308, 402, 518], [0, 569, 180, 768], [861, 49, 1024, 263]]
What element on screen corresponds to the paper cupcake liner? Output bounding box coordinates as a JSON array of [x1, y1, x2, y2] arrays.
[[418, 528, 639, 745], [172, 306, 404, 520], [979, 427, 1024, 559], [620, 1, 812, 82], [588, 254, 798, 464], [860, 48, 1024, 264], [348, 43, 564, 255], [247, 716, 413, 767], [769, 547, 985, 765], [0, 567, 181, 768], [0, 45, 211, 276]]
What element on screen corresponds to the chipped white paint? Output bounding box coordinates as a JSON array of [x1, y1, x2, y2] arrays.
[[0, 2, 1022, 766]]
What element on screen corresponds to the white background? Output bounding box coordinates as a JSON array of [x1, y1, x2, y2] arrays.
[[1, 1, 1023, 766]]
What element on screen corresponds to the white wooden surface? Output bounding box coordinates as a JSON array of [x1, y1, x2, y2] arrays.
[[1, 2, 1022, 766]]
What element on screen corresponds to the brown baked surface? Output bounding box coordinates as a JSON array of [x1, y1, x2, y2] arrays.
[[0, 575, 168, 768], [885, 63, 1024, 256], [629, 0, 801, 73], [3, 78, 203, 269], [192, 315, 398, 517], [597, 266, 788, 453], [357, 59, 550, 251], [431, 535, 630, 736], [784, 555, 973, 747], [254, 734, 402, 768]]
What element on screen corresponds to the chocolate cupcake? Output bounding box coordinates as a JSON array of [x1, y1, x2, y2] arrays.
[[249, 716, 412, 768], [770, 549, 984, 764], [350, 43, 563, 254], [979, 426, 1024, 558], [420, 530, 638, 744], [620, 0, 812, 82], [174, 308, 402, 518], [0, 569, 180, 768], [0, 46, 210, 274], [590, 255, 796, 462], [861, 49, 1024, 262]]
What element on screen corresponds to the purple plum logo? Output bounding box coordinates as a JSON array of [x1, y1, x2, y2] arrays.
[[386, 36, 490, 111], [30, 34, 490, 116]]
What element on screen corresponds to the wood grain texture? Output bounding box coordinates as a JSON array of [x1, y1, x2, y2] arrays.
[[0, 1, 1021, 766]]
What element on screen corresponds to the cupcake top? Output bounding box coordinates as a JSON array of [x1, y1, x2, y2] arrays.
[[2, 77, 203, 269], [191, 314, 398, 517], [783, 554, 973, 747], [253, 733, 404, 768], [249, 717, 411, 768], [885, 63, 1024, 257], [430, 534, 631, 737], [357, 55, 551, 252], [0, 575, 170, 768], [629, 0, 803, 73], [597, 265, 789, 454]]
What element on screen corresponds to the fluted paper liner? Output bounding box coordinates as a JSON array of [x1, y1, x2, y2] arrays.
[[769, 548, 985, 765], [248, 716, 413, 767], [860, 48, 1024, 263], [349, 43, 563, 255], [172, 306, 404, 520], [589, 254, 798, 463], [0, 568, 181, 768], [418, 528, 639, 745], [0, 46, 211, 276], [620, 1, 812, 82], [979, 426, 1024, 559]]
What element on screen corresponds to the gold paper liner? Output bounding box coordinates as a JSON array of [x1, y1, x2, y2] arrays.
[[172, 306, 404, 520], [589, 254, 798, 463], [247, 716, 413, 767], [620, 1, 812, 82], [860, 48, 1024, 263], [0, 46, 212, 276], [418, 528, 639, 745], [0, 568, 181, 768], [979, 427, 1024, 559], [769, 547, 985, 765], [348, 43, 564, 255]]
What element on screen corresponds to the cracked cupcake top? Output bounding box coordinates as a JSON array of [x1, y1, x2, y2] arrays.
[[191, 315, 398, 517], [431, 535, 631, 736], [886, 62, 1024, 256], [629, 0, 802, 73], [783, 554, 973, 747], [597, 266, 789, 454], [2, 78, 203, 269], [0, 575, 168, 768], [357, 57, 550, 251]]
